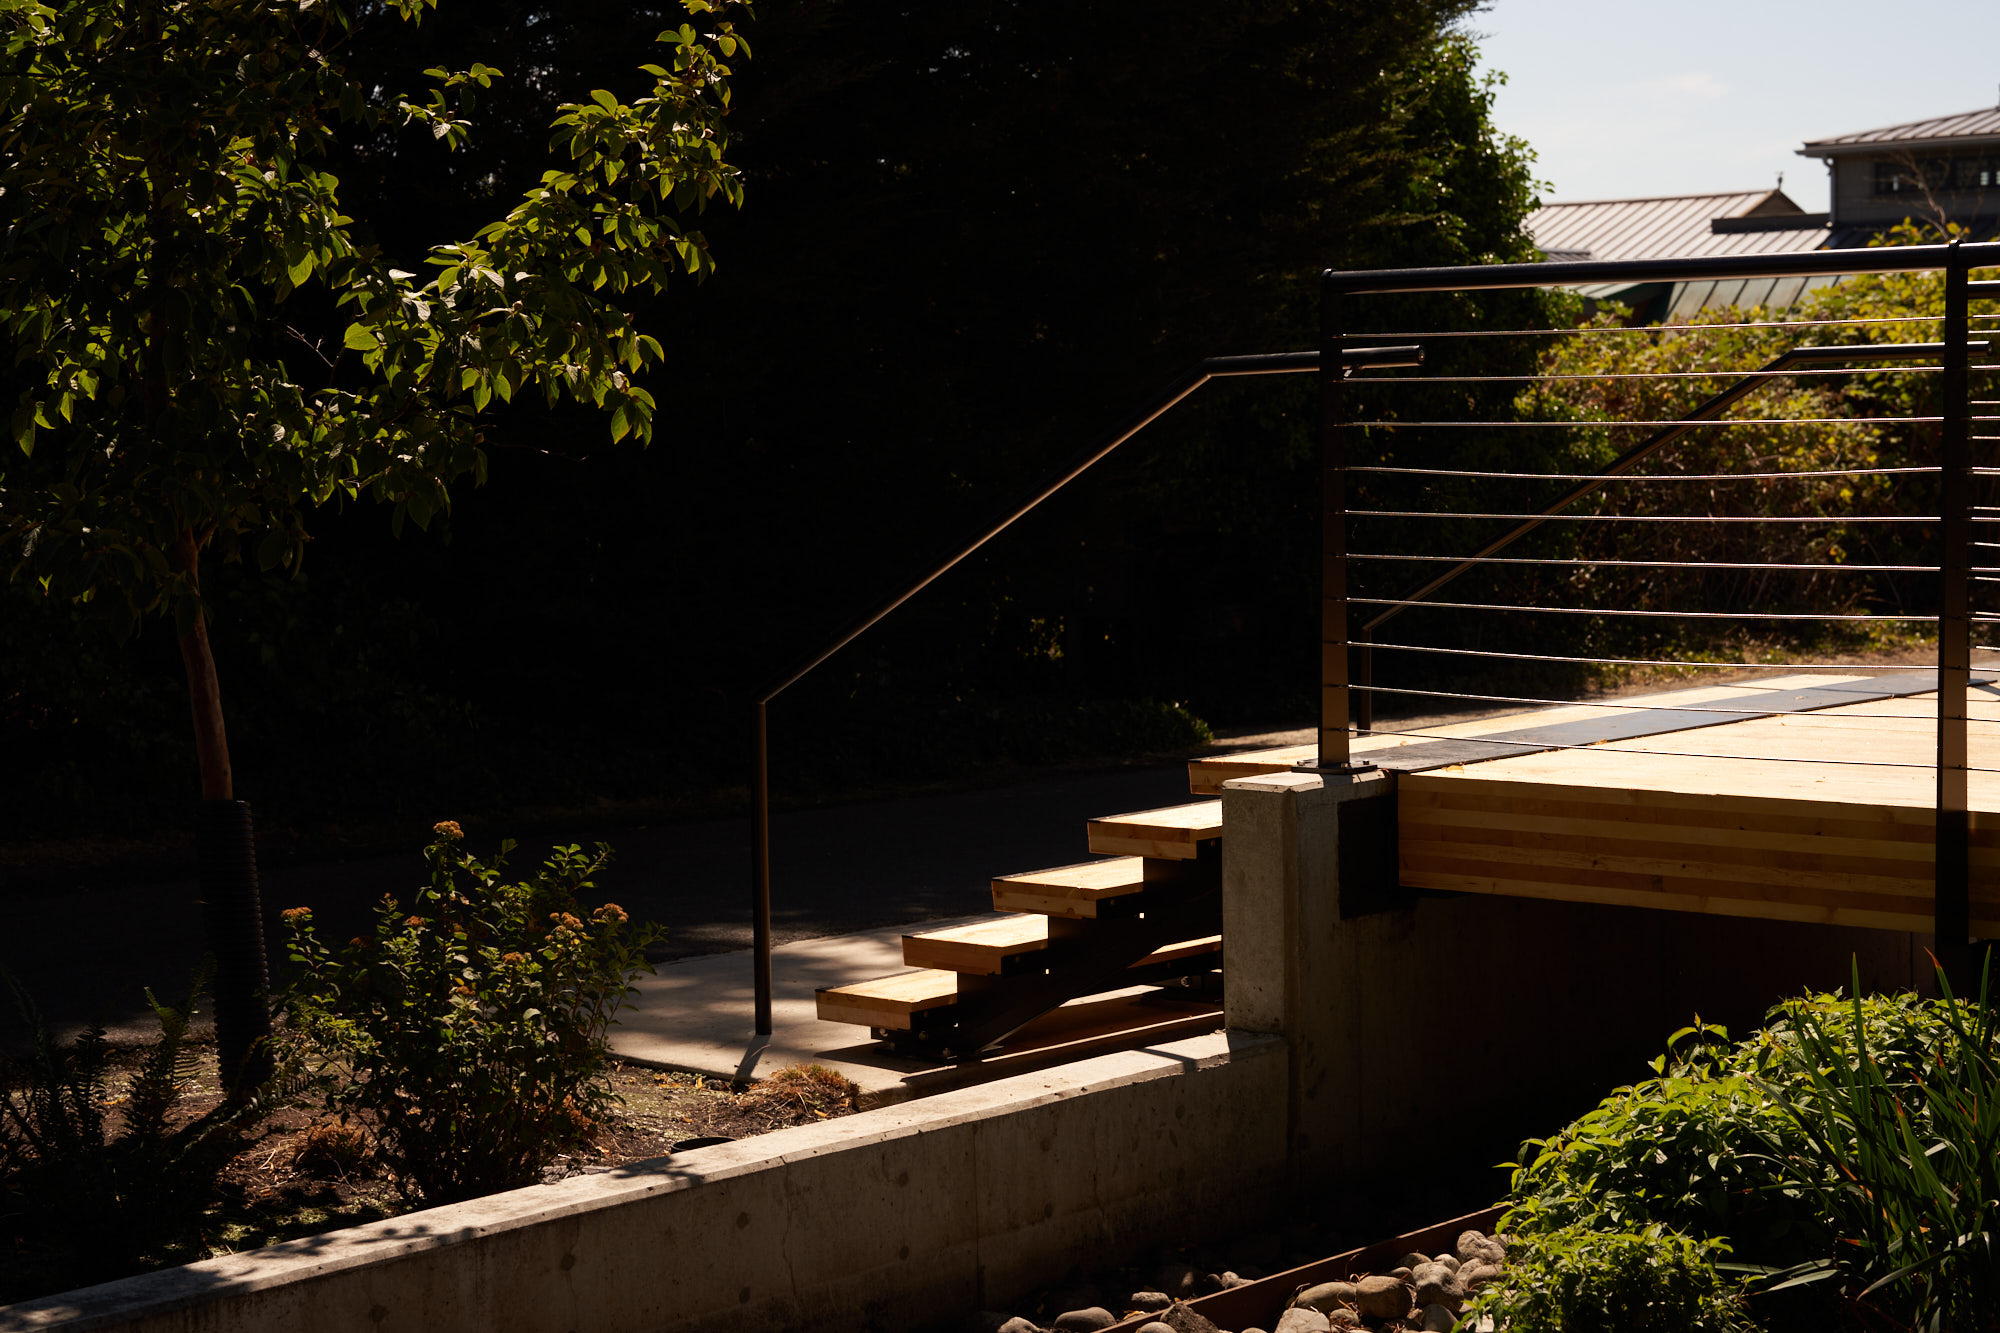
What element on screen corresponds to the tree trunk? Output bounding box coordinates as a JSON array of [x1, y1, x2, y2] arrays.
[[175, 531, 274, 1093], [176, 544, 232, 801]]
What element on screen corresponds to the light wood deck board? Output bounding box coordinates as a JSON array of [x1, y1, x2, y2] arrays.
[[1398, 684, 2000, 933], [1188, 674, 1950, 794]]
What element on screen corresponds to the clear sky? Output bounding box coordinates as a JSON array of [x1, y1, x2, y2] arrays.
[[1467, 0, 2000, 213]]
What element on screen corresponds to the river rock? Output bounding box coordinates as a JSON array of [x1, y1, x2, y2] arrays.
[[1275, 1309, 1331, 1333], [1294, 1281, 1358, 1313], [1459, 1260, 1502, 1289], [1136, 1325, 1175, 1333], [997, 1320, 1040, 1333], [1160, 1302, 1225, 1333], [1128, 1292, 1173, 1313], [1052, 1308, 1115, 1332], [1421, 1303, 1460, 1332], [1326, 1310, 1362, 1329], [1456, 1231, 1506, 1266], [1354, 1274, 1412, 1321], [1398, 1252, 1431, 1269], [1433, 1253, 1461, 1273], [1156, 1263, 1200, 1299], [1412, 1261, 1465, 1309]]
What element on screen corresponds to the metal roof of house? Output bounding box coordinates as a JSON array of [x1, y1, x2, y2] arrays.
[[1800, 105, 2000, 156], [1527, 189, 1830, 264]]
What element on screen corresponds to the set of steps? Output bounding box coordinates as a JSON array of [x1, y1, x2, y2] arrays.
[[815, 800, 1227, 1059]]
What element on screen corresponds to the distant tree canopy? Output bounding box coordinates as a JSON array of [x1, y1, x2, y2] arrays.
[[2, 0, 1557, 840]]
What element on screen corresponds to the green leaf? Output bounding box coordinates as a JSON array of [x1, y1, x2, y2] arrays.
[[343, 323, 377, 351]]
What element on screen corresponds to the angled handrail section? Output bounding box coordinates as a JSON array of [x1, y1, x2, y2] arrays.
[[746, 344, 1421, 1033]]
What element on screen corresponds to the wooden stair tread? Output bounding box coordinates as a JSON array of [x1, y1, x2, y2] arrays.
[[1188, 745, 1311, 795], [1147, 934, 1222, 965], [816, 969, 957, 1030], [992, 856, 1149, 919], [1087, 801, 1224, 860], [816, 936, 1226, 1030], [903, 915, 1048, 973]]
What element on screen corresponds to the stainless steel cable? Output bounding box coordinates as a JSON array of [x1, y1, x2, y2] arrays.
[[1359, 642, 1941, 671], [1346, 597, 1930, 621], [1342, 315, 1954, 340], [1355, 682, 1940, 721], [1349, 466, 1935, 482], [1359, 366, 1947, 384], [1350, 553, 1928, 572], [1352, 725, 1950, 770], [1350, 510, 1935, 523], [1352, 416, 1945, 428]]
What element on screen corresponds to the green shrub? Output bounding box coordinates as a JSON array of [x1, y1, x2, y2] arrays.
[[1464, 1223, 1750, 1333], [1500, 968, 1994, 1330], [0, 967, 260, 1295], [281, 822, 661, 1205], [1747, 963, 2000, 1331]]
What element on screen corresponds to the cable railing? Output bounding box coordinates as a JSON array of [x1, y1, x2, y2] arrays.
[[744, 240, 1999, 1033], [743, 344, 1419, 1034], [1319, 238, 2000, 978]]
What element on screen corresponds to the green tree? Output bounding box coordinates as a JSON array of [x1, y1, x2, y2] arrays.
[[0, 0, 749, 1080]]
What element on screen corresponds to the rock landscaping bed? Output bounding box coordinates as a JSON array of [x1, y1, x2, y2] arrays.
[[967, 1220, 1511, 1333]]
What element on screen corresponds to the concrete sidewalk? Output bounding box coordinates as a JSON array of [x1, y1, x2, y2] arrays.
[[611, 917, 1224, 1102]]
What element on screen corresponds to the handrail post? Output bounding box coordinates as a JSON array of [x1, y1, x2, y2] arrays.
[[751, 699, 773, 1035], [1938, 239, 1972, 987], [1314, 278, 1375, 773], [1319, 278, 1351, 766]]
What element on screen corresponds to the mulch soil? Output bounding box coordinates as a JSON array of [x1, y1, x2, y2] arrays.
[[0, 1039, 859, 1305]]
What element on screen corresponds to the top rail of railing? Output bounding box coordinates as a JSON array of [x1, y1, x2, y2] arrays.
[[1323, 240, 2000, 295]]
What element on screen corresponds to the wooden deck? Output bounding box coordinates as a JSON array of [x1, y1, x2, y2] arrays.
[[1195, 673, 2000, 937]]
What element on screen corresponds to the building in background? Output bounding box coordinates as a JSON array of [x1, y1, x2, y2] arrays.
[[1527, 101, 2000, 320], [1528, 187, 1831, 321], [1798, 104, 2000, 239]]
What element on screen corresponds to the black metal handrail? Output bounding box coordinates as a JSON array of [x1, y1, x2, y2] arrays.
[[1325, 240, 2000, 295], [745, 344, 1421, 1033]]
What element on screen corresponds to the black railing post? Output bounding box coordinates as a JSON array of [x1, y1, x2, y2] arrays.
[[1354, 630, 1373, 735], [1938, 240, 1972, 985], [1319, 277, 1354, 767], [751, 700, 773, 1035]]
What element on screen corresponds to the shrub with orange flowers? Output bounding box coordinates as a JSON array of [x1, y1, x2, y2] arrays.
[[280, 825, 661, 1204]]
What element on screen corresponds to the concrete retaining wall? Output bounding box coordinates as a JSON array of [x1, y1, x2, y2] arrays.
[[1221, 769, 1926, 1183], [0, 1032, 1285, 1333]]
